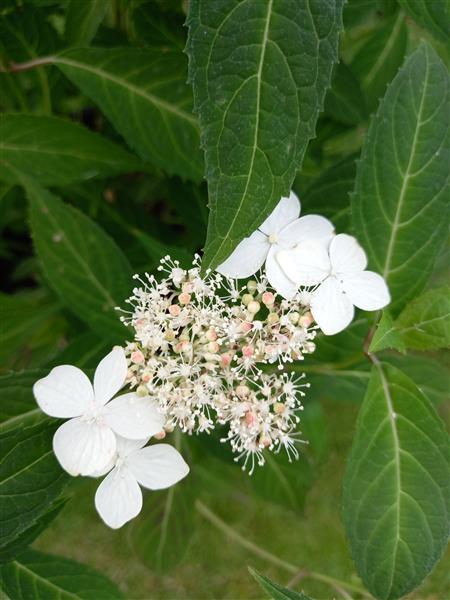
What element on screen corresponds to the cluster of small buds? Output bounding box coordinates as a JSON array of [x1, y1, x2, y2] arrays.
[[118, 255, 316, 473]]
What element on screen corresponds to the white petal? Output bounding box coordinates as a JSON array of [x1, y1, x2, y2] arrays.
[[53, 418, 116, 476], [95, 466, 142, 529], [116, 435, 149, 458], [33, 366, 93, 418], [277, 240, 330, 286], [259, 191, 300, 235], [266, 246, 298, 299], [340, 271, 391, 311], [93, 347, 128, 406], [103, 393, 166, 439], [127, 444, 189, 490], [310, 277, 355, 335], [279, 214, 335, 247], [216, 230, 269, 278], [330, 234, 367, 273]]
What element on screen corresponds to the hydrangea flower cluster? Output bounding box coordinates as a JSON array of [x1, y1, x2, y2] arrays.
[[121, 255, 315, 473], [32, 191, 390, 527]]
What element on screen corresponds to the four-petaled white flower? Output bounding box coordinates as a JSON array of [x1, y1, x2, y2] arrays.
[[95, 435, 189, 529], [33, 348, 165, 477], [277, 234, 390, 335], [217, 192, 334, 299]]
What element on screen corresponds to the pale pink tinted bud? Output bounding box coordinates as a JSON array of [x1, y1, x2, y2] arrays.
[[154, 430, 166, 440], [221, 353, 232, 367], [131, 350, 144, 364], [179, 292, 191, 305], [240, 321, 253, 333], [206, 328, 217, 341], [182, 281, 193, 293], [242, 345, 254, 358], [260, 436, 271, 448], [262, 291, 274, 305], [236, 384, 250, 398], [299, 311, 314, 327], [141, 372, 151, 383], [247, 300, 260, 314], [245, 411, 256, 427], [169, 304, 181, 316], [274, 402, 285, 414], [208, 341, 220, 353]]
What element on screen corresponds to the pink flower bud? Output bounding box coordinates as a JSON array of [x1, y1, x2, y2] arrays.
[[242, 345, 254, 358], [240, 321, 253, 333], [245, 411, 256, 427], [179, 292, 191, 305], [154, 430, 166, 440], [168, 304, 181, 316], [220, 353, 232, 367], [262, 291, 275, 305], [206, 328, 217, 341], [131, 350, 144, 364], [299, 311, 314, 327]]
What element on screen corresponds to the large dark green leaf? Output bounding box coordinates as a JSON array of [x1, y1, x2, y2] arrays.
[[249, 567, 314, 600], [0, 550, 124, 599], [0, 114, 142, 186], [386, 354, 449, 406], [0, 370, 46, 432], [187, 0, 344, 270], [352, 43, 450, 314], [65, 0, 109, 46], [0, 422, 68, 551], [128, 477, 196, 573], [52, 48, 203, 181], [131, 1, 186, 50], [26, 178, 132, 340], [398, 0, 450, 43], [351, 13, 407, 112], [369, 311, 406, 353], [324, 62, 367, 125], [343, 363, 450, 599]]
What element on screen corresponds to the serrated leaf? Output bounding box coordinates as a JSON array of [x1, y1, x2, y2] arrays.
[[343, 363, 450, 600], [52, 48, 203, 181], [352, 43, 450, 314], [250, 452, 313, 514], [65, 0, 109, 46], [249, 567, 314, 600], [128, 477, 195, 573], [398, 0, 450, 43], [395, 285, 450, 350], [25, 177, 132, 340], [351, 13, 407, 112], [0, 421, 68, 551], [0, 550, 124, 599], [187, 0, 344, 271], [369, 311, 406, 353], [0, 114, 142, 186], [297, 154, 357, 232], [324, 62, 367, 125], [0, 370, 46, 432], [0, 499, 66, 564]]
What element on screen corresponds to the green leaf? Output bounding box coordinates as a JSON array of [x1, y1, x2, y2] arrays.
[[0, 370, 46, 432], [398, 0, 450, 43], [250, 452, 313, 514], [249, 567, 313, 600], [128, 477, 195, 573], [351, 43, 450, 314], [369, 311, 406, 353], [0, 114, 142, 186], [343, 363, 450, 599], [0, 421, 68, 551], [0, 550, 124, 599], [65, 0, 109, 46], [296, 154, 357, 232], [395, 285, 450, 350], [53, 48, 203, 181], [351, 13, 408, 112], [47, 332, 110, 369], [324, 62, 367, 125], [131, 1, 186, 50], [0, 499, 66, 564], [26, 178, 133, 340], [187, 0, 344, 271]]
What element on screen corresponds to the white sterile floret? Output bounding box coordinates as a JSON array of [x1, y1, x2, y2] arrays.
[[277, 234, 391, 335], [33, 348, 165, 477], [95, 436, 189, 529], [217, 191, 334, 299]]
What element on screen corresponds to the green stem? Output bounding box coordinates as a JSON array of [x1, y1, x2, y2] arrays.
[[195, 500, 371, 599]]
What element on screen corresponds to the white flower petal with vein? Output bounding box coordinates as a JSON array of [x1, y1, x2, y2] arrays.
[[217, 191, 334, 298], [33, 347, 167, 477], [94, 438, 189, 529]]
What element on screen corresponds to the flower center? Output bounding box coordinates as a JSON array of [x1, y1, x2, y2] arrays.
[[268, 232, 278, 244]]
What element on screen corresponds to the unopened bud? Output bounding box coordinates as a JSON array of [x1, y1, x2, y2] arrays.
[[221, 353, 232, 367], [130, 350, 144, 364], [262, 291, 275, 305], [245, 411, 256, 427], [274, 402, 285, 414], [260, 435, 271, 448], [136, 385, 148, 397], [206, 328, 217, 341], [240, 321, 253, 333], [242, 293, 253, 306], [236, 384, 250, 398], [179, 292, 191, 305], [168, 304, 181, 316], [289, 311, 300, 324], [154, 430, 166, 440], [182, 281, 193, 293], [242, 345, 254, 358], [208, 341, 220, 353], [267, 312, 279, 325], [165, 329, 176, 341], [299, 311, 313, 327], [247, 300, 260, 314], [247, 280, 257, 292]]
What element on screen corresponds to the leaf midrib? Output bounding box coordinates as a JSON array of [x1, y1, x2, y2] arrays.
[[54, 56, 199, 127], [9, 561, 81, 600]]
